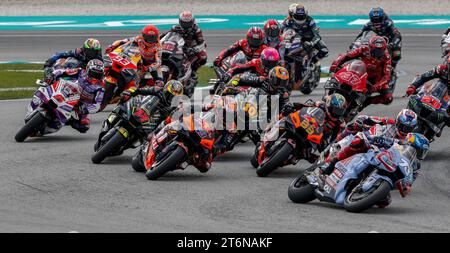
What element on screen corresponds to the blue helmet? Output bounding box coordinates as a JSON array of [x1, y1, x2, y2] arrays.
[[404, 133, 430, 160], [396, 109, 418, 137], [369, 7, 385, 24], [325, 93, 347, 118]]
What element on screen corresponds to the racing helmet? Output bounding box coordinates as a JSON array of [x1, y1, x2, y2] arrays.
[[264, 19, 281, 40], [325, 93, 348, 119], [267, 66, 289, 92], [369, 7, 386, 29], [369, 36, 388, 58], [260, 47, 280, 71], [288, 3, 307, 24], [86, 59, 104, 82], [163, 80, 184, 103], [179, 11, 195, 30], [404, 132, 430, 160], [142, 25, 159, 46], [246, 27, 265, 49], [82, 38, 101, 60], [396, 109, 418, 138]]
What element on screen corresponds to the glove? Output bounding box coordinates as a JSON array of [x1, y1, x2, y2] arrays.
[[44, 59, 55, 68], [120, 87, 138, 102], [329, 62, 338, 73], [303, 41, 313, 50], [282, 103, 296, 116], [405, 85, 417, 96], [229, 76, 240, 86], [43, 68, 55, 84], [105, 46, 114, 54], [213, 57, 222, 67]]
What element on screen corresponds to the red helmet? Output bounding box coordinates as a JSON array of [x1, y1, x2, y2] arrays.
[[142, 25, 159, 46], [179, 11, 195, 30], [260, 47, 280, 70], [246, 27, 265, 49], [368, 36, 387, 58], [264, 19, 281, 39]]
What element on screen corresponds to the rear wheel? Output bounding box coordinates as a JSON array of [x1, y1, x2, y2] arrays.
[[288, 171, 317, 203], [91, 130, 126, 164], [256, 142, 293, 177], [344, 180, 391, 213], [15, 112, 46, 142], [146, 146, 187, 180]]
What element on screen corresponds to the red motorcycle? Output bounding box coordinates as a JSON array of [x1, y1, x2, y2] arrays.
[[324, 60, 369, 121]]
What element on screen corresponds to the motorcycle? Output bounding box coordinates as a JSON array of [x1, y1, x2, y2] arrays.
[[131, 109, 216, 180], [407, 79, 450, 141], [102, 42, 140, 107], [160, 31, 199, 98], [281, 29, 321, 94], [324, 60, 369, 121], [15, 79, 81, 142], [287, 141, 420, 213], [253, 106, 325, 177], [91, 94, 162, 164], [209, 51, 247, 95]]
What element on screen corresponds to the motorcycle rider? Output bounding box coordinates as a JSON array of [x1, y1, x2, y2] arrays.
[[214, 27, 267, 66], [330, 36, 393, 108], [406, 57, 450, 96], [264, 19, 284, 51], [325, 109, 418, 175], [105, 25, 164, 86], [355, 7, 402, 69], [282, 93, 348, 151], [441, 27, 450, 59], [281, 3, 329, 64], [160, 11, 207, 81], [43, 38, 102, 83], [49, 59, 105, 133]]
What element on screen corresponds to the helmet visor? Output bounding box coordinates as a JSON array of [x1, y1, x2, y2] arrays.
[[262, 59, 278, 70], [293, 13, 306, 21], [248, 37, 263, 48], [371, 48, 385, 58], [180, 20, 194, 30], [329, 105, 346, 117], [397, 122, 416, 135], [266, 28, 280, 38], [143, 34, 158, 44]]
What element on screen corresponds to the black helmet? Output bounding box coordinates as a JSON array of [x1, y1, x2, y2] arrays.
[[86, 59, 104, 81], [163, 80, 184, 103], [267, 66, 289, 92]]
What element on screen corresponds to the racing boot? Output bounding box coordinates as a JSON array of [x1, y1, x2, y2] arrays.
[[376, 192, 392, 208], [70, 118, 90, 133]]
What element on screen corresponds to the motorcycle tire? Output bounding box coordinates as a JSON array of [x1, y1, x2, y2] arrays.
[[91, 130, 126, 164], [15, 112, 46, 142], [344, 180, 391, 213], [300, 84, 314, 95], [288, 171, 316, 203], [256, 142, 293, 177], [146, 146, 187, 180]]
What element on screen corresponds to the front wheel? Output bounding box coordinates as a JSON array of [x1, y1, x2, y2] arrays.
[[91, 130, 127, 164], [288, 171, 316, 203], [344, 180, 391, 213], [15, 112, 46, 142], [256, 141, 293, 177], [146, 146, 187, 180]]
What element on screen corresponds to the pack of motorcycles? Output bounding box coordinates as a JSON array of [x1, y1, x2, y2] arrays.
[[13, 28, 448, 213]]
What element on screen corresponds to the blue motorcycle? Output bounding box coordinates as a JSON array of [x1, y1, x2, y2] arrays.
[[288, 133, 429, 213]]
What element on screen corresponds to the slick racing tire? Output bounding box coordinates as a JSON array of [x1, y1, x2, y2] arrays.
[[146, 146, 187, 180], [344, 180, 391, 213], [15, 112, 46, 142], [91, 130, 126, 164], [288, 171, 317, 203], [256, 142, 293, 177], [131, 150, 146, 172]]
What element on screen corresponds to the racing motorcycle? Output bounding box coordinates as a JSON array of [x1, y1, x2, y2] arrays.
[[253, 106, 325, 177], [407, 79, 450, 141], [209, 51, 247, 95], [160, 31, 198, 98], [131, 110, 216, 180], [281, 29, 321, 94], [324, 60, 369, 121], [15, 79, 82, 142], [287, 138, 424, 213], [91, 94, 161, 164], [102, 42, 140, 107]]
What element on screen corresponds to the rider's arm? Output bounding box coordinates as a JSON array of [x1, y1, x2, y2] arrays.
[[411, 65, 443, 88], [355, 23, 372, 40], [134, 86, 163, 97], [52, 68, 82, 79], [86, 87, 105, 114], [330, 47, 364, 72], [231, 75, 264, 87], [217, 40, 242, 61], [105, 37, 134, 53], [227, 60, 256, 76], [45, 49, 80, 67], [308, 18, 322, 47], [194, 27, 206, 51]]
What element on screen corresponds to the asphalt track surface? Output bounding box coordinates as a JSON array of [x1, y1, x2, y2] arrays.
[[1, 29, 450, 232]]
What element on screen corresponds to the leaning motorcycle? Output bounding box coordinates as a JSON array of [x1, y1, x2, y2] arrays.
[[91, 94, 161, 164], [407, 79, 449, 141], [253, 106, 325, 177], [15, 79, 82, 142], [287, 140, 422, 213], [281, 29, 321, 94]]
